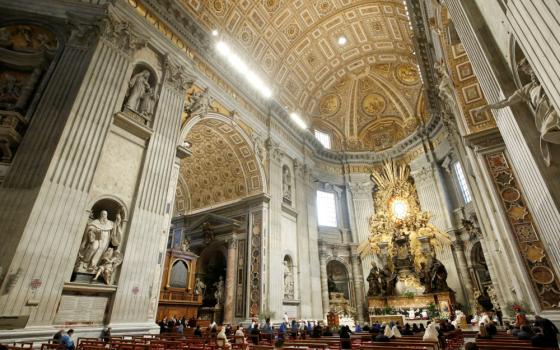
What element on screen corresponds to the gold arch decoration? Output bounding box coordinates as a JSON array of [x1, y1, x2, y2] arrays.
[[175, 116, 264, 214], [311, 66, 422, 152]]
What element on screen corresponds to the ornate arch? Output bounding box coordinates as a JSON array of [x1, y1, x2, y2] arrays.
[[175, 112, 265, 214]]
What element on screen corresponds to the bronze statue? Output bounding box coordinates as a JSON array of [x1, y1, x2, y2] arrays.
[[367, 265, 382, 296], [430, 259, 451, 292]]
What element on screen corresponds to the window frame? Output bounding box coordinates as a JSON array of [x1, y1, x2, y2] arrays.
[[453, 161, 472, 204], [314, 129, 331, 149], [316, 189, 338, 227]]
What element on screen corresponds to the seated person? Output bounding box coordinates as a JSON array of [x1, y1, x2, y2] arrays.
[[374, 333, 390, 342], [423, 323, 439, 342], [477, 323, 492, 339], [250, 324, 261, 344], [464, 342, 478, 350], [339, 325, 352, 350], [61, 329, 75, 350], [383, 324, 394, 339], [354, 323, 362, 332], [311, 324, 322, 338], [362, 323, 370, 332], [323, 327, 333, 336], [392, 325, 402, 338], [517, 325, 534, 340], [511, 326, 521, 336], [486, 321, 497, 336], [217, 326, 232, 349], [401, 323, 413, 336], [194, 325, 203, 337], [411, 323, 420, 334]]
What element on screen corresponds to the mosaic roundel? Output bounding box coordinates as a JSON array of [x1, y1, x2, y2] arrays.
[[319, 94, 341, 115], [501, 187, 521, 202], [396, 63, 420, 85], [315, 0, 333, 15], [211, 0, 227, 16], [362, 93, 386, 116], [531, 265, 555, 285], [262, 0, 281, 12], [285, 23, 300, 41]]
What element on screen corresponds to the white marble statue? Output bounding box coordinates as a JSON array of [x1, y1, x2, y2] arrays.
[[283, 260, 294, 299], [139, 87, 157, 120], [92, 248, 123, 284], [214, 276, 224, 307], [474, 58, 560, 166], [435, 60, 456, 107], [282, 166, 292, 201], [76, 210, 122, 273], [186, 88, 212, 117], [124, 70, 151, 112], [194, 277, 206, 295]]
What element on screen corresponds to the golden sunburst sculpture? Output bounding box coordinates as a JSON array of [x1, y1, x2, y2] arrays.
[[358, 160, 451, 272]]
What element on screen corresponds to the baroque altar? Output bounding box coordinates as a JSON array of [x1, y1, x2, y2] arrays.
[[360, 161, 455, 320]]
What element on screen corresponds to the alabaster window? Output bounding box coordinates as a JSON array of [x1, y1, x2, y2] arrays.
[[314, 129, 331, 149], [454, 162, 472, 204], [317, 190, 337, 227]]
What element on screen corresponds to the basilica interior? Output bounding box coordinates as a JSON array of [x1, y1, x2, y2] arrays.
[[1, 0, 560, 348]]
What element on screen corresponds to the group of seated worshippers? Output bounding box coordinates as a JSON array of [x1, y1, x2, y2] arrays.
[[157, 315, 197, 333], [501, 315, 559, 348]]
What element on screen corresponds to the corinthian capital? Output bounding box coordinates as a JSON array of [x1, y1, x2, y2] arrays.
[[100, 15, 147, 55], [164, 57, 196, 92]]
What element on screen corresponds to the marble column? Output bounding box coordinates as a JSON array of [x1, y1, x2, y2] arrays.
[[451, 239, 474, 312], [224, 236, 238, 324], [350, 249, 365, 322], [266, 142, 283, 319], [319, 248, 330, 316], [0, 17, 142, 327], [346, 181, 375, 287], [446, 0, 560, 281]]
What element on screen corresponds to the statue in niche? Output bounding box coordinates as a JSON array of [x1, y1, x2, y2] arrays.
[[327, 274, 338, 293], [139, 87, 157, 122], [366, 264, 382, 296], [474, 58, 560, 166], [213, 275, 225, 307], [180, 236, 190, 252], [202, 222, 215, 244], [282, 166, 292, 202], [185, 87, 212, 118], [124, 70, 152, 113], [435, 60, 456, 107], [194, 277, 206, 295], [75, 210, 122, 274], [92, 247, 123, 284], [283, 260, 294, 299]]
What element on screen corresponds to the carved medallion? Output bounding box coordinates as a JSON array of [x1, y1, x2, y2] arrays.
[[495, 171, 513, 186], [524, 244, 546, 264], [319, 94, 341, 115], [532, 266, 555, 285], [508, 205, 528, 221], [501, 187, 521, 202], [211, 0, 227, 16], [396, 64, 419, 85], [362, 93, 386, 116], [262, 0, 281, 12]]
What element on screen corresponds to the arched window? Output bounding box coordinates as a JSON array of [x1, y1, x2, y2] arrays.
[[169, 260, 188, 288]]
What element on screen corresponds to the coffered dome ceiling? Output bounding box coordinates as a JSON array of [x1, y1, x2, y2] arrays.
[[180, 0, 426, 152]]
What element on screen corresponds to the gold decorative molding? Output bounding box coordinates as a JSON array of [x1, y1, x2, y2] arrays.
[[485, 150, 560, 309]]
